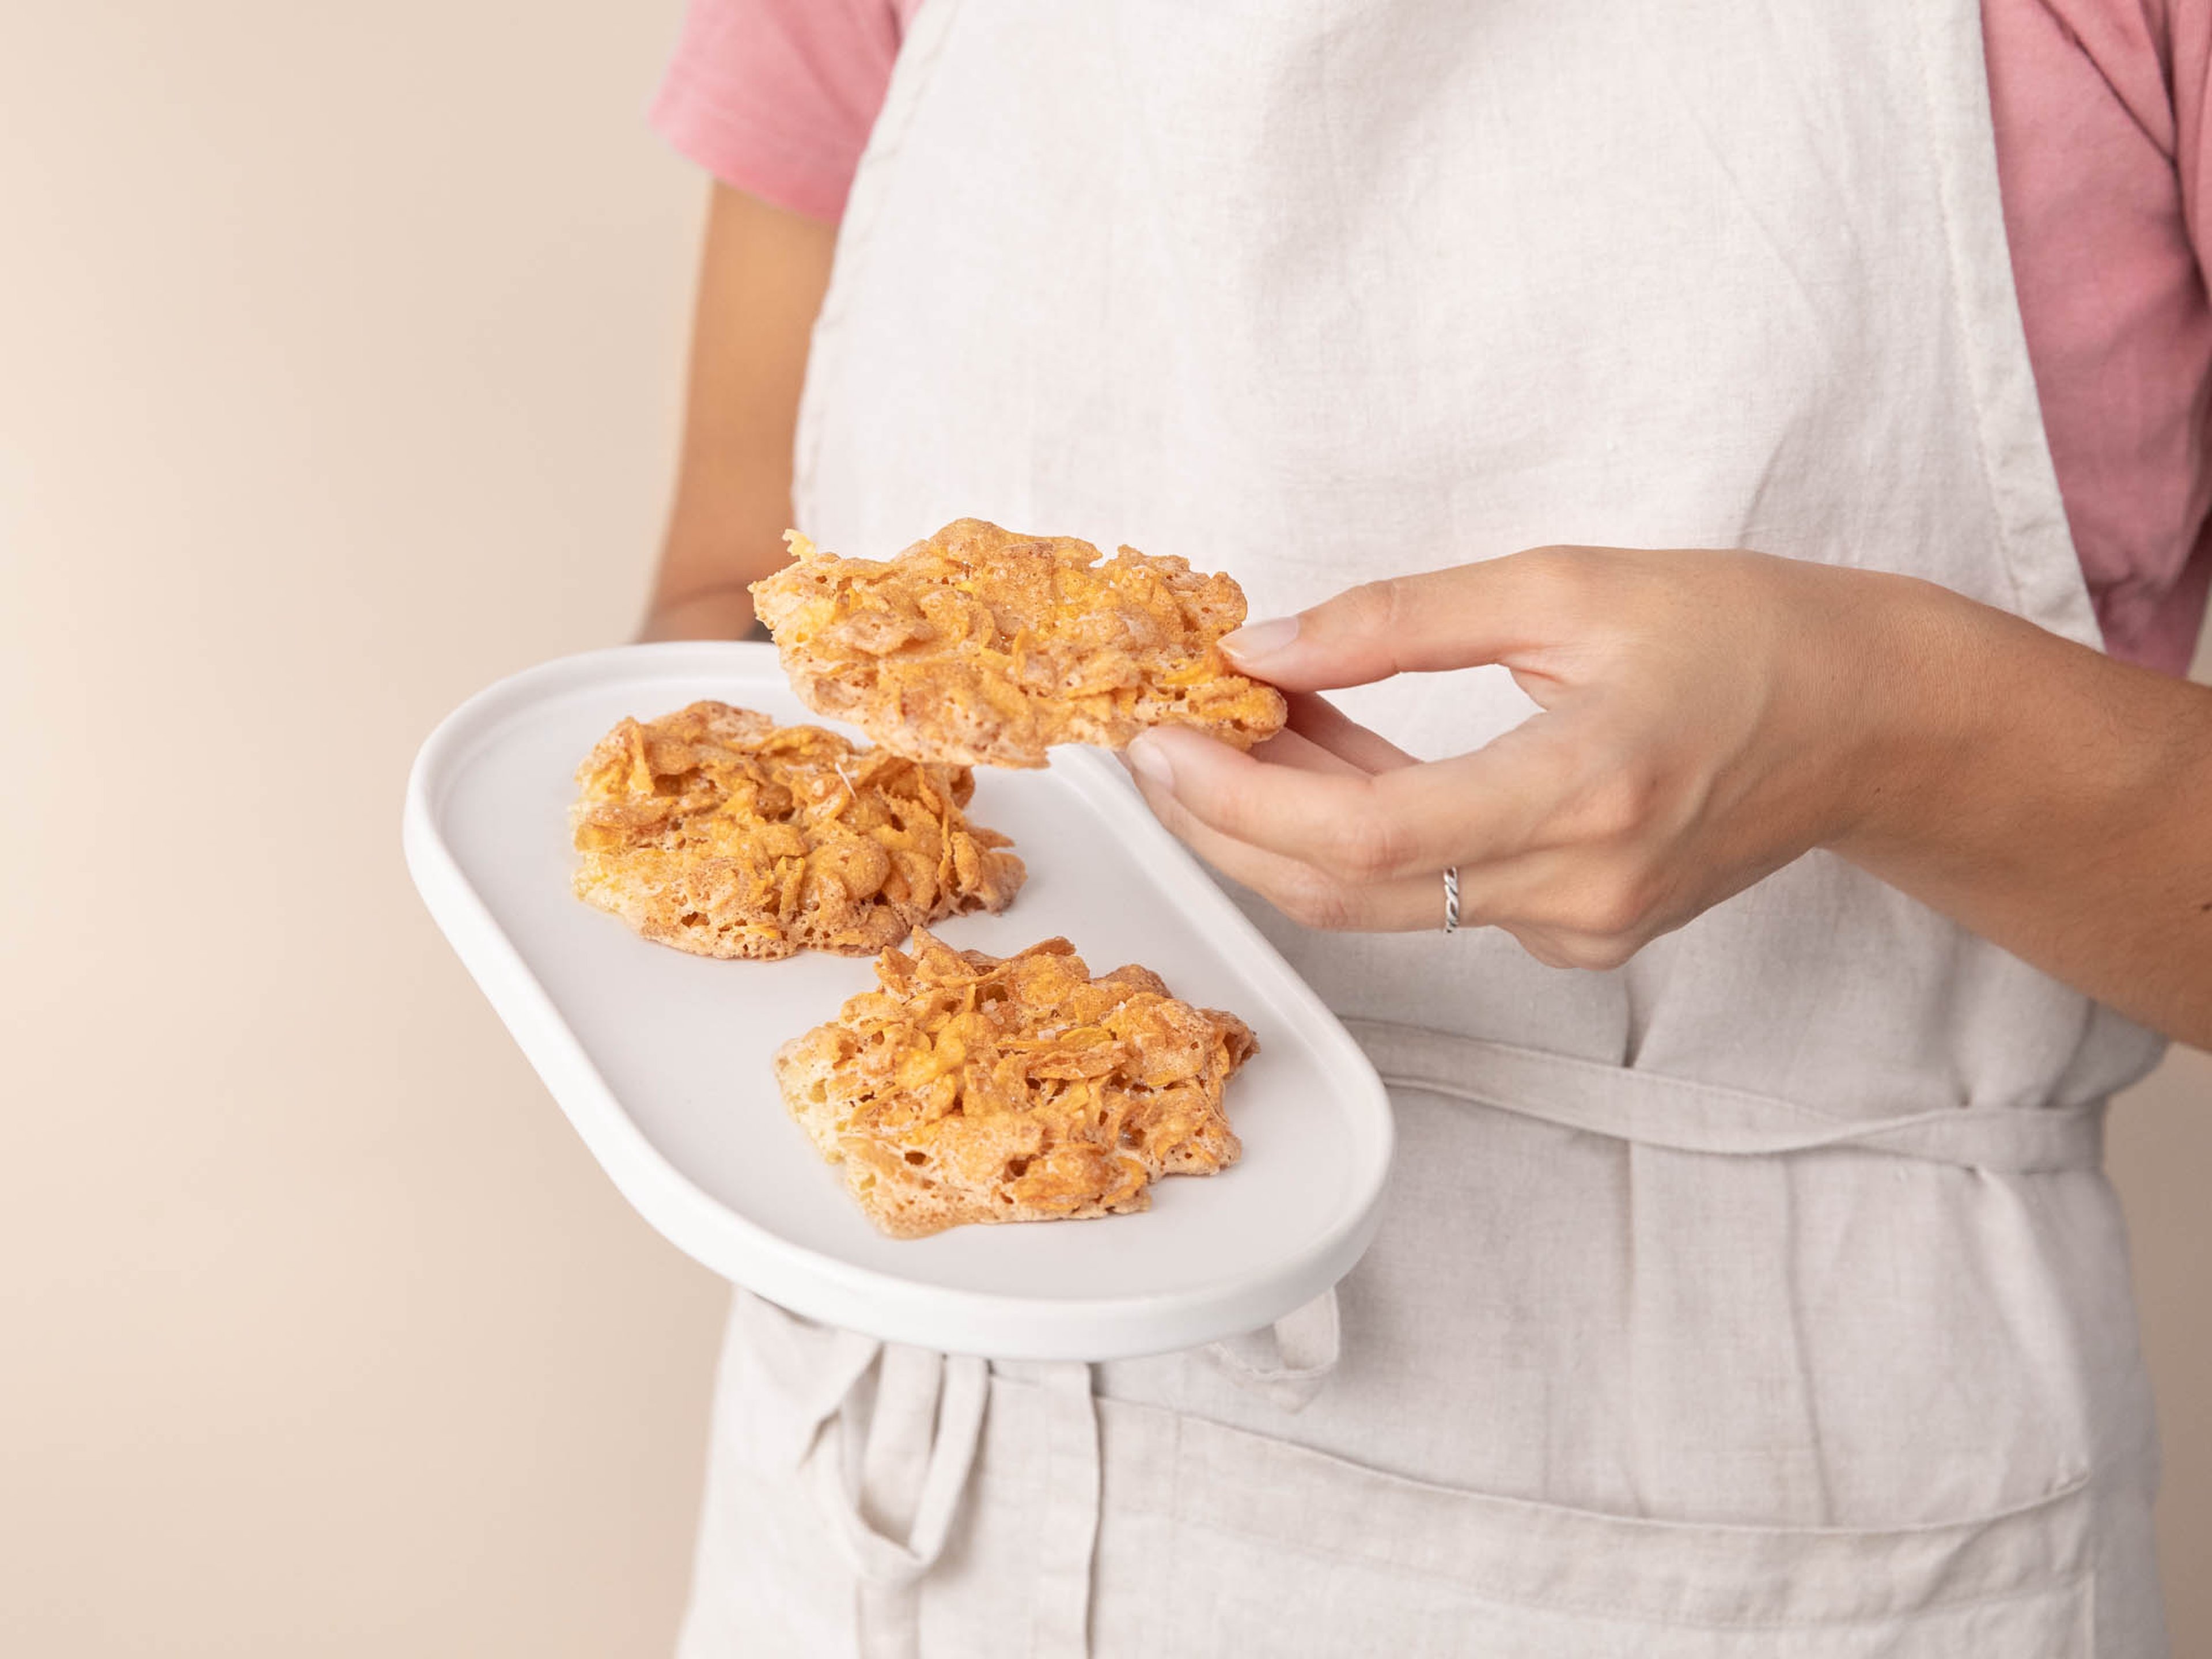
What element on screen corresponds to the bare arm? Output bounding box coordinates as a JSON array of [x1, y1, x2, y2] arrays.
[[1829, 585, 2212, 1046], [641, 183, 838, 641]]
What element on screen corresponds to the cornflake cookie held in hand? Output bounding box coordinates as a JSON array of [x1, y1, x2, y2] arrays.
[[775, 929, 1256, 1238], [750, 518, 1289, 768], [571, 702, 1023, 960]]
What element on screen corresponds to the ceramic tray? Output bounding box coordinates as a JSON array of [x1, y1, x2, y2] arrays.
[[403, 642, 1392, 1360]]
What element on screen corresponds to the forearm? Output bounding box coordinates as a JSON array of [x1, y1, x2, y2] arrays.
[[641, 584, 767, 642], [1831, 578, 2212, 1047], [642, 183, 838, 641]]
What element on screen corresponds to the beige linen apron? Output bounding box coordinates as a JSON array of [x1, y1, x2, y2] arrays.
[[677, 1, 2172, 1653]]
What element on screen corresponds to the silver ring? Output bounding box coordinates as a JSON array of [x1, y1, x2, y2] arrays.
[[1441, 866, 1460, 934]]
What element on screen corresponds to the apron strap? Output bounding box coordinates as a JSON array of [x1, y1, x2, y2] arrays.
[[771, 1324, 1103, 1657], [1344, 1018, 2106, 1173]]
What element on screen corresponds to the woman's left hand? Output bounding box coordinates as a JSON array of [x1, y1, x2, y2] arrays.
[[1124, 546, 1933, 969]]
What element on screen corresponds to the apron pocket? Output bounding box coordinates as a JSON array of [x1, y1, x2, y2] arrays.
[[1088, 1396, 2094, 1658]]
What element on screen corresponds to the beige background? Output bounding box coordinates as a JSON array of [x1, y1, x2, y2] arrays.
[[1, 3, 2204, 1654]]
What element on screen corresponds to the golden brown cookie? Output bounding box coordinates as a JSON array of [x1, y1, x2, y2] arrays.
[[570, 702, 1024, 960], [775, 929, 1256, 1237], [750, 518, 1288, 768]]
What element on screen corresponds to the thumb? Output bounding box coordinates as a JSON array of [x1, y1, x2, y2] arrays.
[[1219, 551, 1563, 692]]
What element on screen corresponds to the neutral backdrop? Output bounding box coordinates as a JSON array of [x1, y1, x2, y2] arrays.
[[2, 5, 2205, 1654]]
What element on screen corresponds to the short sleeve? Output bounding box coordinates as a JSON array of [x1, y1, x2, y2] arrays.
[[1984, 0, 2212, 672], [649, 0, 907, 222]]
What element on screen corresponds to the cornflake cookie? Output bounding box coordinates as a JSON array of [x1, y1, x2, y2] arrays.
[[750, 518, 1288, 768], [775, 929, 1256, 1237], [570, 702, 1023, 960]]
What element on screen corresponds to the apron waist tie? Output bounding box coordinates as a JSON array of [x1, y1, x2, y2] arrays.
[[832, 1016, 2095, 1656], [791, 1016, 2080, 1655], [1343, 1018, 2106, 1172], [793, 1335, 988, 1659], [1201, 1287, 1342, 1411], [782, 1319, 1339, 1659]]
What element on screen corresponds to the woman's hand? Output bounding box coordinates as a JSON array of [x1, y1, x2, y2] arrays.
[[1124, 547, 1945, 970]]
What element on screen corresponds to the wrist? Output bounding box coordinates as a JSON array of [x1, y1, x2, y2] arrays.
[[1811, 569, 1990, 861]]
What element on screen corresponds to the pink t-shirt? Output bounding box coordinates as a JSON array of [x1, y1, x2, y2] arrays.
[[652, 0, 2212, 675]]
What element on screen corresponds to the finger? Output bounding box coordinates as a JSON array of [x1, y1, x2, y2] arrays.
[[1126, 719, 1584, 884], [1145, 727, 1636, 944], [1219, 550, 1575, 692], [1127, 722, 1361, 788], [1284, 692, 1419, 774], [1247, 721, 1370, 777], [1129, 768, 1448, 932], [1452, 844, 1654, 947]]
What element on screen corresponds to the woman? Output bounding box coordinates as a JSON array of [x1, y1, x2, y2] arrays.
[[643, 1, 2211, 1653]]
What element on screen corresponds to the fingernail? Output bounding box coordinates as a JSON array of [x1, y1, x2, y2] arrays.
[[1219, 615, 1298, 664], [1125, 734, 1175, 791]]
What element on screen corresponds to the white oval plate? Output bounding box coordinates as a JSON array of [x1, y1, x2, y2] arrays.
[[403, 642, 1393, 1361]]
